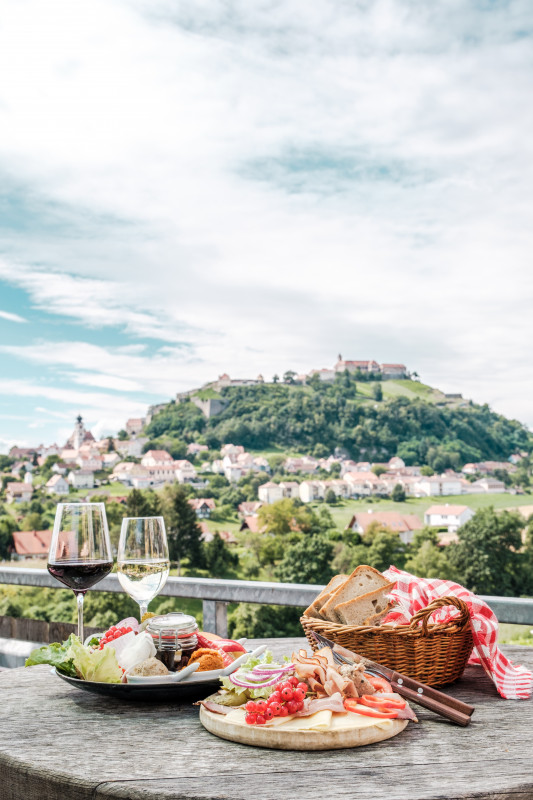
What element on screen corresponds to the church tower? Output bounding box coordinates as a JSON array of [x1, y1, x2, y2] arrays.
[[69, 415, 86, 450]]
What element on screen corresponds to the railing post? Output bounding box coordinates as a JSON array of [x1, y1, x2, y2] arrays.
[[202, 600, 228, 638]]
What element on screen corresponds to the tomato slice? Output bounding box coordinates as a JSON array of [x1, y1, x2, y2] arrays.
[[364, 673, 393, 693], [343, 698, 399, 718], [359, 694, 406, 711]]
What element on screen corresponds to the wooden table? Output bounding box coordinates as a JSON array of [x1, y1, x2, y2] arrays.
[[1, 639, 532, 800]]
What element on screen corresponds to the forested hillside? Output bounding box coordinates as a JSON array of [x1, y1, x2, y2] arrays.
[[146, 375, 531, 469]]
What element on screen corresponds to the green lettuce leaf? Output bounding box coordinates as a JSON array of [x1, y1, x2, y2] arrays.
[[219, 650, 286, 700], [68, 636, 122, 683], [25, 635, 77, 677]]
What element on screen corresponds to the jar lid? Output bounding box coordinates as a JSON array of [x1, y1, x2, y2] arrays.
[[146, 613, 198, 638]]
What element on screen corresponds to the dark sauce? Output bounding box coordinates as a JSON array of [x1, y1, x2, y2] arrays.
[[47, 560, 113, 593]]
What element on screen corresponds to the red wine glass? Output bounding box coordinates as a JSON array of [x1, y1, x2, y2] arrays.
[[47, 502, 113, 642]]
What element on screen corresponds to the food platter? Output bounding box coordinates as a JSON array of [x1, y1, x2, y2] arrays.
[[53, 667, 222, 702], [199, 705, 408, 751]]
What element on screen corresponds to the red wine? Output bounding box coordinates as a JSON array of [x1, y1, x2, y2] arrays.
[[47, 560, 113, 593]]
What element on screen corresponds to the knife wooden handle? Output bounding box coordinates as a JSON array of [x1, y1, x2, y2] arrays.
[[389, 674, 474, 727]]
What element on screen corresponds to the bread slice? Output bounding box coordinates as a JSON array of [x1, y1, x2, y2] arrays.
[[303, 574, 348, 618], [319, 565, 390, 623], [362, 601, 394, 627], [335, 585, 395, 626]]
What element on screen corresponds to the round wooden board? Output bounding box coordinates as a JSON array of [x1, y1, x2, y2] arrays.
[[199, 707, 408, 751]]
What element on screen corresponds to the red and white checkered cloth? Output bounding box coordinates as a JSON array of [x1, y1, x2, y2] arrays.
[[382, 566, 533, 700]]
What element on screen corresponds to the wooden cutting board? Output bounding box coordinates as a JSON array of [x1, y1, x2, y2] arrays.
[[199, 707, 408, 751]]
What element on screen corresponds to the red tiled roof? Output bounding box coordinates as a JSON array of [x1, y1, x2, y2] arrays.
[[346, 512, 422, 533], [13, 530, 52, 556], [189, 498, 216, 510]]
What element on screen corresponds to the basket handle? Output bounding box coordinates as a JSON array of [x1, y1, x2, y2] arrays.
[[409, 595, 470, 635]]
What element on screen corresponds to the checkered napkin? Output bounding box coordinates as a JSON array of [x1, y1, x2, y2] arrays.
[[382, 566, 533, 700]]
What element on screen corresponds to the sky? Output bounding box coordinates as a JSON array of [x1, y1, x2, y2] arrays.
[[0, 0, 532, 452]]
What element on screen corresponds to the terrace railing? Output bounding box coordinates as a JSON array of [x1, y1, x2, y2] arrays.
[[1, 566, 532, 665]]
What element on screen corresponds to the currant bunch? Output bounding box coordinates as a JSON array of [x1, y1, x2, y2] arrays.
[[244, 676, 308, 725]]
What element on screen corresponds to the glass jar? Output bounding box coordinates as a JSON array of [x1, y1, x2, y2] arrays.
[[146, 613, 198, 672]]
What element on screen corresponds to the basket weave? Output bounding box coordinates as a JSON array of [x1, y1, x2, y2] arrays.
[[301, 595, 474, 687]]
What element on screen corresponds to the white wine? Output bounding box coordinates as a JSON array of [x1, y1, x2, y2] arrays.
[[117, 559, 170, 607]]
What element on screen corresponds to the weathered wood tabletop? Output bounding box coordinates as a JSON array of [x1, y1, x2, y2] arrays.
[[1, 639, 532, 800]]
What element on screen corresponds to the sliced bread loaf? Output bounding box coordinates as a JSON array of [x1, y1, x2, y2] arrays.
[[303, 574, 348, 618], [319, 565, 390, 622], [335, 584, 395, 626]]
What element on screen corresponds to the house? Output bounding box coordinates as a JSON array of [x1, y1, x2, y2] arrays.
[[299, 480, 323, 503], [346, 511, 422, 544], [308, 368, 336, 382], [125, 418, 145, 436], [68, 469, 95, 490], [9, 446, 38, 460], [46, 474, 69, 495], [114, 437, 149, 458], [141, 450, 174, 467], [187, 442, 208, 455], [414, 475, 463, 497], [188, 498, 216, 518], [279, 481, 300, 499], [424, 504, 475, 532], [76, 454, 103, 471], [343, 471, 382, 497], [334, 359, 380, 374], [51, 461, 69, 475], [12, 530, 52, 559], [380, 363, 407, 378], [201, 529, 237, 545], [5, 482, 34, 504], [258, 482, 284, 504], [469, 478, 506, 494], [60, 449, 79, 464], [239, 516, 265, 533], [174, 460, 197, 484], [130, 467, 152, 489], [283, 456, 319, 474], [65, 414, 95, 450], [221, 444, 245, 457], [388, 457, 406, 471], [102, 452, 121, 468], [238, 501, 263, 517]]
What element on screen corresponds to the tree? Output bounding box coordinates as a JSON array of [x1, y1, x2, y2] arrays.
[[324, 489, 337, 505], [272, 374, 279, 384], [372, 383, 383, 401], [420, 465, 434, 476], [117, 429, 128, 441], [371, 465, 387, 476], [0, 515, 18, 559], [349, 522, 407, 572], [405, 540, 451, 579], [283, 370, 297, 384], [203, 533, 238, 578], [161, 484, 204, 573], [275, 534, 334, 585], [20, 512, 43, 531], [124, 489, 152, 518], [258, 499, 313, 536], [447, 507, 525, 595], [391, 484, 406, 502]]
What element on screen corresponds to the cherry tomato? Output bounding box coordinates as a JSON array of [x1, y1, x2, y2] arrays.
[[245, 713, 257, 725]]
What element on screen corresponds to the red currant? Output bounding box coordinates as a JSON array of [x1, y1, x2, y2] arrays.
[[245, 701, 257, 713], [109, 626, 117, 633], [264, 708, 274, 720], [268, 691, 281, 705], [293, 688, 305, 702], [255, 714, 266, 725], [296, 700, 304, 712], [280, 681, 292, 691], [245, 713, 257, 725], [286, 700, 298, 715], [297, 682, 308, 693], [269, 701, 281, 716], [281, 686, 293, 702], [289, 676, 299, 687], [279, 705, 289, 717], [255, 699, 267, 713]]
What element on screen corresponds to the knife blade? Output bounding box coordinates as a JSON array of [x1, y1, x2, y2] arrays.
[[311, 631, 475, 726]]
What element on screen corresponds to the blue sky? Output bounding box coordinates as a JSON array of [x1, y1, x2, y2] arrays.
[[0, 0, 532, 451]]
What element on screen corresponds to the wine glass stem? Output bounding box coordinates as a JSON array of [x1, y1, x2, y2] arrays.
[[139, 603, 148, 621], [76, 592, 84, 642]]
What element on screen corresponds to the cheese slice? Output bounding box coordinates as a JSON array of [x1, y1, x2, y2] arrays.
[[271, 710, 332, 732], [329, 712, 393, 731]]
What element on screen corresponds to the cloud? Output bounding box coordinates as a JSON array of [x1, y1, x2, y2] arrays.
[[0, 310, 27, 323], [0, 0, 532, 442]]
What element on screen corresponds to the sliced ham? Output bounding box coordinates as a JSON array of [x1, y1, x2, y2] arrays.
[[295, 692, 346, 716], [199, 700, 232, 715]]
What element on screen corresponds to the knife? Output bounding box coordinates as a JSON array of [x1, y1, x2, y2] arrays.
[[311, 631, 475, 727]]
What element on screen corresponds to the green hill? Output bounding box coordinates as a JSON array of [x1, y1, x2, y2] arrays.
[[145, 375, 531, 470]]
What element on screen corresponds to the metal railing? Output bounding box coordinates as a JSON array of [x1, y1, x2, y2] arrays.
[[1, 566, 533, 638]]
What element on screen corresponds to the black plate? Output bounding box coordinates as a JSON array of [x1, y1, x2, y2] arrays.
[[53, 668, 220, 702]]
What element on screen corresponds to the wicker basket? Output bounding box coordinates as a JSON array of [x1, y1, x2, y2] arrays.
[[301, 595, 474, 687]]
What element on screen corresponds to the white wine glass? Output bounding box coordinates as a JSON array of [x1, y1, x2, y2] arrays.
[[117, 517, 170, 620], [48, 503, 113, 642]]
